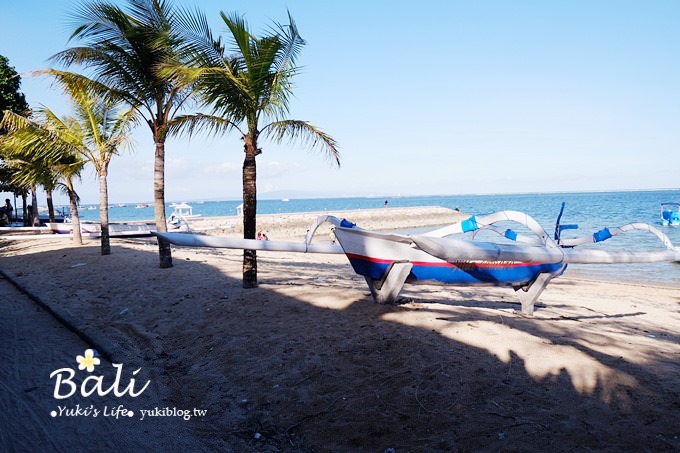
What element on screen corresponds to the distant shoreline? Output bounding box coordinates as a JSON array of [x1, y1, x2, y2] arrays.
[[183, 206, 468, 240], [14, 186, 678, 209]]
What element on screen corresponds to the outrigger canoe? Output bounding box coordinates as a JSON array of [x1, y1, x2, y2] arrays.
[[154, 204, 680, 314]]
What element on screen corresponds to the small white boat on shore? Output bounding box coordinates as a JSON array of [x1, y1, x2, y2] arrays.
[[167, 202, 201, 229], [46, 221, 154, 237]]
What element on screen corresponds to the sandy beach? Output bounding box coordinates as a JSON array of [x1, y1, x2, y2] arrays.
[[1, 206, 679, 452]]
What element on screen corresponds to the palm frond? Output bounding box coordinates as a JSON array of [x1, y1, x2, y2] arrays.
[[0, 110, 31, 131], [52, 0, 193, 138], [261, 120, 340, 166], [168, 113, 241, 138]]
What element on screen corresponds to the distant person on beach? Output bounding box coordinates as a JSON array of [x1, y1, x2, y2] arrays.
[[384, 200, 388, 208], [329, 227, 336, 244], [257, 231, 269, 240]]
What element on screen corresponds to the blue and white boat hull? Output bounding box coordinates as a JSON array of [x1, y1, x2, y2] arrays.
[[334, 227, 564, 287]]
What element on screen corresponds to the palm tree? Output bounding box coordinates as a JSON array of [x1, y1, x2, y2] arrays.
[[38, 70, 136, 255], [171, 11, 340, 288], [1, 110, 86, 243], [50, 0, 195, 267]]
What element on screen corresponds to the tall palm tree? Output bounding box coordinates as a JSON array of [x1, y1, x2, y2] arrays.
[[38, 70, 136, 255], [50, 0, 194, 267], [1, 110, 86, 243], [171, 11, 340, 288]]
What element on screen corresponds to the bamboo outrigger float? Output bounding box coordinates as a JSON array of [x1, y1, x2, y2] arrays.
[[154, 204, 680, 314]]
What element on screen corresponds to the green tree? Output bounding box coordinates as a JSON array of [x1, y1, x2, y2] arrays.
[[0, 55, 29, 126], [0, 54, 30, 199], [171, 11, 340, 288], [50, 0, 195, 266]]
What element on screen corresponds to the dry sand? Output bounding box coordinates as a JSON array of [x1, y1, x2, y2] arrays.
[[1, 206, 679, 452]]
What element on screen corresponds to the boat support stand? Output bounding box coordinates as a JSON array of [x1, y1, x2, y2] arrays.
[[513, 271, 560, 315], [365, 261, 413, 304]]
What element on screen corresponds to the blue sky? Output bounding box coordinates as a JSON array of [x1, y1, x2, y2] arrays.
[[1, 0, 679, 205]]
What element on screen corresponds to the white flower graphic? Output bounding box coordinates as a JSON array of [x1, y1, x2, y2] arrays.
[[76, 349, 100, 372]]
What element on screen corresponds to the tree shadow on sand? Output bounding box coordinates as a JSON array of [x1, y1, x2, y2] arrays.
[[1, 240, 678, 452]]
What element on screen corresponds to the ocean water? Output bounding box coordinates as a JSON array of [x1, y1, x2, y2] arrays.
[[73, 189, 680, 285]]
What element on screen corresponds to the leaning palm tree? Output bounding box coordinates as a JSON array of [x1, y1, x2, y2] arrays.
[[170, 11, 340, 288], [37, 70, 136, 255], [1, 110, 87, 243], [50, 0, 195, 267]]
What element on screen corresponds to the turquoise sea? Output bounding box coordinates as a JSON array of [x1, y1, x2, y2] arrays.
[[74, 189, 680, 285]]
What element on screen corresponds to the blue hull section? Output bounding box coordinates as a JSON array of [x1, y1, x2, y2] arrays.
[[347, 254, 565, 286]]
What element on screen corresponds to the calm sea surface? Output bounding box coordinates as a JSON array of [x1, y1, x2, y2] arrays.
[[73, 189, 680, 285]]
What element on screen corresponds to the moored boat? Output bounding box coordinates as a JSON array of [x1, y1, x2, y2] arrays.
[[167, 202, 201, 229], [660, 202, 680, 226], [154, 204, 680, 314]]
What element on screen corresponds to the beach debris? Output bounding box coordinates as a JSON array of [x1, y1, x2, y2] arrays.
[[254, 432, 262, 440], [384, 448, 396, 453], [119, 307, 129, 316], [70, 263, 87, 268]]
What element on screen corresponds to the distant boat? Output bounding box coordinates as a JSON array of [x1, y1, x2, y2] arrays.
[[135, 203, 150, 209], [660, 202, 680, 226], [281, 198, 290, 202], [167, 202, 201, 229]]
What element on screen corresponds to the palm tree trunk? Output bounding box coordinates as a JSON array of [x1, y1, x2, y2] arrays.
[[30, 186, 39, 227], [67, 180, 83, 246], [242, 152, 258, 288], [21, 193, 28, 226], [99, 168, 111, 255], [46, 190, 55, 223], [154, 141, 172, 268]]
